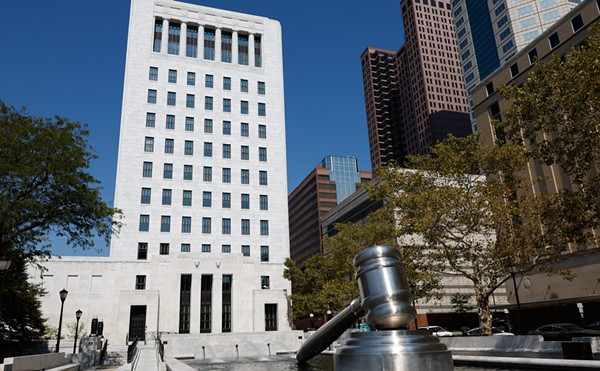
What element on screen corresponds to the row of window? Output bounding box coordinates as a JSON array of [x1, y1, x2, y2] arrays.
[[146, 114, 268, 138], [146, 90, 267, 115], [138, 215, 270, 235], [142, 162, 268, 185], [134, 274, 271, 290], [141, 188, 269, 210], [149, 67, 266, 95], [137, 242, 270, 260], [144, 138, 268, 160]]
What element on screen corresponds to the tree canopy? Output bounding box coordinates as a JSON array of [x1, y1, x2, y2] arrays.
[[0, 101, 121, 261]]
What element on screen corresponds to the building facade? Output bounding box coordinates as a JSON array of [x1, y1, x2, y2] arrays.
[[362, 0, 471, 169], [34, 0, 294, 346], [288, 156, 372, 265]]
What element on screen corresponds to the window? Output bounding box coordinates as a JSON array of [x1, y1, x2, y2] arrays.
[[205, 96, 213, 110], [499, 27, 511, 41], [136, 275, 146, 290], [202, 244, 211, 253], [254, 36, 262, 67], [185, 117, 194, 131], [162, 189, 172, 205], [549, 32, 560, 49], [543, 10, 561, 22], [241, 169, 250, 184], [260, 195, 268, 210], [222, 168, 231, 183], [222, 192, 231, 208], [164, 138, 174, 154], [187, 25, 198, 58], [200, 275, 213, 333], [258, 124, 266, 139], [204, 142, 213, 157], [149, 66, 158, 81], [241, 79, 248, 92], [223, 98, 231, 112], [182, 190, 192, 206], [571, 14, 584, 32], [182, 216, 191, 233], [204, 29, 215, 60], [223, 77, 231, 90], [528, 48, 538, 64], [147, 89, 157, 104], [517, 5, 532, 16], [167, 91, 176, 106], [241, 101, 249, 114], [260, 220, 269, 236], [203, 166, 212, 182], [146, 112, 156, 127], [221, 31, 232, 63], [510, 63, 519, 78], [223, 121, 231, 135], [222, 218, 231, 234], [241, 194, 250, 209], [222, 245, 231, 253], [258, 103, 266, 117], [186, 94, 195, 108], [138, 243, 148, 260], [163, 163, 173, 179], [222, 144, 231, 159], [259, 171, 268, 185], [161, 216, 171, 232], [183, 165, 193, 180], [168, 69, 177, 83], [153, 21, 162, 52], [181, 243, 191, 253], [261, 276, 270, 289], [139, 215, 150, 232], [521, 17, 536, 29], [143, 162, 153, 177], [258, 81, 265, 95], [144, 137, 154, 152], [241, 123, 249, 137], [524, 30, 540, 43], [160, 243, 170, 255], [242, 245, 250, 256], [241, 219, 250, 235], [141, 188, 151, 204], [502, 40, 514, 53], [184, 140, 194, 155], [205, 74, 213, 88], [166, 115, 175, 129], [168, 23, 181, 55], [204, 119, 213, 133], [265, 304, 277, 331], [203, 191, 212, 207], [187, 72, 196, 86], [202, 217, 212, 234], [238, 34, 249, 65], [241, 145, 249, 160], [259, 147, 267, 162]]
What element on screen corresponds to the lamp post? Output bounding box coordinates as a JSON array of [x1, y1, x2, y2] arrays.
[[309, 313, 315, 330], [56, 289, 68, 352], [326, 309, 332, 322], [507, 265, 524, 334], [73, 309, 82, 354], [0, 257, 12, 319]]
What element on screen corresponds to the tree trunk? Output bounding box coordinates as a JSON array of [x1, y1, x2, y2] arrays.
[[476, 289, 493, 336]]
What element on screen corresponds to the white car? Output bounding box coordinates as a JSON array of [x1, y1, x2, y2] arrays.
[[418, 326, 453, 337]]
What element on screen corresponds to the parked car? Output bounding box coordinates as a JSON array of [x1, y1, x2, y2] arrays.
[[467, 327, 514, 336], [528, 323, 600, 341], [586, 321, 600, 331], [418, 326, 453, 337]]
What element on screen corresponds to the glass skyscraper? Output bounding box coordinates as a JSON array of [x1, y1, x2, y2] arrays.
[[320, 156, 363, 204]]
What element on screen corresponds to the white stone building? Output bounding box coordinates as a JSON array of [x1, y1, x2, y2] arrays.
[[33, 0, 292, 346]]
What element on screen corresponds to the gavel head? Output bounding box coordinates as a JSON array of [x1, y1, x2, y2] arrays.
[[354, 245, 416, 330]]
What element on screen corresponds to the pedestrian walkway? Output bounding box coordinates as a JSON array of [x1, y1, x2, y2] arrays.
[[131, 345, 160, 371]]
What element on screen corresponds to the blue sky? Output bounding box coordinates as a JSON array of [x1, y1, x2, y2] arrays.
[[0, 0, 405, 256]]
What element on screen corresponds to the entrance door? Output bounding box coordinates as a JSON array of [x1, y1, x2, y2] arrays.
[[129, 305, 147, 341]]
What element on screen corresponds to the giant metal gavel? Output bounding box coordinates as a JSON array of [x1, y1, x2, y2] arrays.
[[296, 245, 416, 363]]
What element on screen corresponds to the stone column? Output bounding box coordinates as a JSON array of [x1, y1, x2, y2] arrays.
[[198, 25, 204, 59], [161, 19, 169, 54], [215, 28, 222, 62], [180, 22, 187, 56], [232, 30, 238, 65], [249, 33, 255, 67]]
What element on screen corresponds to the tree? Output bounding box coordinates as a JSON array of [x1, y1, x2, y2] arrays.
[[499, 24, 600, 242], [284, 208, 442, 321], [0, 101, 121, 260], [450, 292, 472, 314], [370, 135, 570, 335]]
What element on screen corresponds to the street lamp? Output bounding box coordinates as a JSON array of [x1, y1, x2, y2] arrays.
[[56, 289, 68, 352], [73, 309, 82, 354], [507, 265, 524, 334], [0, 257, 12, 318], [309, 313, 315, 330], [326, 309, 332, 322]]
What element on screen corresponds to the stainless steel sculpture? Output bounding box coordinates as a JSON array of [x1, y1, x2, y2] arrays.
[[296, 245, 453, 370]]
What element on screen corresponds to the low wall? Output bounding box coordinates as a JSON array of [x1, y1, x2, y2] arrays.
[[162, 331, 304, 359], [3, 353, 71, 371]]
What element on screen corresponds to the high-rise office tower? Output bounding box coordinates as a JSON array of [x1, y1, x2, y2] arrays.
[[362, 0, 471, 169], [452, 0, 581, 95], [288, 156, 372, 265]]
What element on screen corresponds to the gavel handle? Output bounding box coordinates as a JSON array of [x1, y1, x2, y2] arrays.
[[296, 298, 364, 363]]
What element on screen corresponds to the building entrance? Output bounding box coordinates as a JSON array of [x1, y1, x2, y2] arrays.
[[129, 305, 147, 341]]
